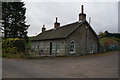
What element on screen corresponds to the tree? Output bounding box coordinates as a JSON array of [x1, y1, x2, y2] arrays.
[[104, 30, 109, 34], [99, 37, 118, 52], [99, 32, 107, 38], [2, 2, 29, 39]]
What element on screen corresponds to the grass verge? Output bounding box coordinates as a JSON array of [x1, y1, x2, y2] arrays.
[[2, 50, 118, 59], [2, 53, 25, 58]]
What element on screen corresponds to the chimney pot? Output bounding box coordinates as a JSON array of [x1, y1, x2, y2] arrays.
[[56, 17, 58, 22], [81, 5, 84, 14]]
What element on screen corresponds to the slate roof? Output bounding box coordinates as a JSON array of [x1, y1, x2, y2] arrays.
[[32, 20, 98, 41]]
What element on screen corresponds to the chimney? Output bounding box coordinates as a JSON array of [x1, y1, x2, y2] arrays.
[[54, 17, 60, 29], [79, 5, 86, 21], [42, 25, 46, 32]]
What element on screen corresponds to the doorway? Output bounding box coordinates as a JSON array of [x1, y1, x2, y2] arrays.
[[50, 42, 52, 55]]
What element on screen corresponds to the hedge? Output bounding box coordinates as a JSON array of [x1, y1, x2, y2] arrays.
[[2, 38, 26, 54]]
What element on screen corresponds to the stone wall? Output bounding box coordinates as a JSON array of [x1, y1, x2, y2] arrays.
[[31, 22, 99, 56]]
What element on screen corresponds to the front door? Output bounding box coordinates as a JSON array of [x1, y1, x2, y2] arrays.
[[50, 42, 52, 55]]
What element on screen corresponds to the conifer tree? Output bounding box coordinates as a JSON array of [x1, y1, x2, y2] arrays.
[[2, 2, 29, 39]]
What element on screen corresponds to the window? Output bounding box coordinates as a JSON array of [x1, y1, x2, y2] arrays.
[[90, 42, 94, 53], [56, 42, 60, 53], [62, 42, 64, 44], [69, 40, 75, 54], [31, 45, 34, 49], [37, 44, 40, 49], [44, 43, 46, 50]]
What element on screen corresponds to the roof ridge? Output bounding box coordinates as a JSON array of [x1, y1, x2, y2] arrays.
[[37, 21, 79, 36], [32, 21, 84, 41], [46, 21, 79, 31], [60, 21, 78, 28]]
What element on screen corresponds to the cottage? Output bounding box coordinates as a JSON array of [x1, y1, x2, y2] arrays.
[[31, 5, 99, 56]]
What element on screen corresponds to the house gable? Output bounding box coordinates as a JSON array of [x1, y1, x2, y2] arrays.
[[65, 21, 99, 41], [65, 21, 99, 54]]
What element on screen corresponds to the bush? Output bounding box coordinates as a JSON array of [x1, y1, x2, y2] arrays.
[[9, 47, 18, 54], [99, 37, 119, 52], [2, 38, 26, 54]]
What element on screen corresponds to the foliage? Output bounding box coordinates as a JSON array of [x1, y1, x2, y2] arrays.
[[2, 37, 35, 58], [99, 37, 119, 52], [99, 32, 107, 38], [99, 30, 120, 52], [110, 37, 120, 42], [26, 36, 35, 49], [3, 47, 18, 54], [2, 38, 25, 54], [99, 30, 120, 39], [99, 37, 118, 45], [2, 2, 29, 39], [0, 53, 2, 57]]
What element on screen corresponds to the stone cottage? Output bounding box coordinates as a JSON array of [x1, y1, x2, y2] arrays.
[[31, 5, 99, 56]]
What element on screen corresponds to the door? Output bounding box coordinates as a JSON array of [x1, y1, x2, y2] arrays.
[[50, 42, 52, 55]]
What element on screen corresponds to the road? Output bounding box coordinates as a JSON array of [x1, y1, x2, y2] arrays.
[[2, 51, 118, 78]]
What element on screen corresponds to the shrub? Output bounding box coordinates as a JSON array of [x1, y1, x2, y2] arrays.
[[99, 37, 119, 52], [2, 38, 26, 54]]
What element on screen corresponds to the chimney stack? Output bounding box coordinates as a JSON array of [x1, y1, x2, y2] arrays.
[[42, 25, 46, 32], [79, 5, 86, 21], [54, 17, 60, 29]]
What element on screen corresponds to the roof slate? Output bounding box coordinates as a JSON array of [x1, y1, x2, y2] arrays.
[[32, 20, 86, 41]]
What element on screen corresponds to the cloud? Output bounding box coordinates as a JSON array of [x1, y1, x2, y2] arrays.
[[23, 2, 118, 36]]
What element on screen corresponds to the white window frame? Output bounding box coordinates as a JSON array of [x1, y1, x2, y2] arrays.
[[69, 40, 76, 54]]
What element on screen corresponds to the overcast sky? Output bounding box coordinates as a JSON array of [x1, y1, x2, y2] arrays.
[[22, 1, 118, 36]]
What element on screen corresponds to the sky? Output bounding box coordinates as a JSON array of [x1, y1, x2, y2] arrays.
[[22, 1, 118, 36]]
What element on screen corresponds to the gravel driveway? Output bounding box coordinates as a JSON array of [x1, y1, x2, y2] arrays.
[[2, 51, 118, 78]]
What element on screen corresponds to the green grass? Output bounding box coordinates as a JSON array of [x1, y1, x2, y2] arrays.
[[2, 52, 39, 59], [2, 53, 26, 58], [0, 53, 2, 57]]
